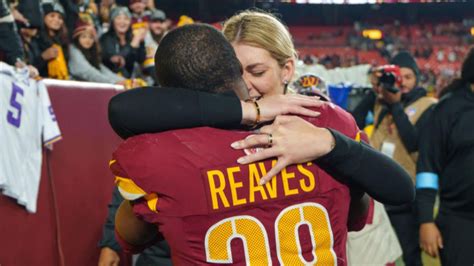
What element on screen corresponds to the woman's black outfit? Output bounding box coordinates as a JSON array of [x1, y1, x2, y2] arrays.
[[416, 84, 474, 266]]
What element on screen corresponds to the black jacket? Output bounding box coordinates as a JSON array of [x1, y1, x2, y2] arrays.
[[417, 84, 474, 223], [100, 30, 146, 78], [0, 0, 10, 18]]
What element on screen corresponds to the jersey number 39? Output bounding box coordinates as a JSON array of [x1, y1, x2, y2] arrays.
[[205, 202, 336, 265]]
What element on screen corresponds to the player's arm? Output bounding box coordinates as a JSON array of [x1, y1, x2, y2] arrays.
[[108, 87, 322, 139], [110, 158, 162, 253], [115, 200, 159, 253]]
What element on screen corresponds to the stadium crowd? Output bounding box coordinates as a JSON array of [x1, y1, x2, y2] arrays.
[[0, 0, 175, 88]]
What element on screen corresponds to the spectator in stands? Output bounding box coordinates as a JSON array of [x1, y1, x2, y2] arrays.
[[33, 2, 70, 80], [59, 0, 100, 36], [68, 20, 124, 83], [353, 51, 437, 266], [416, 47, 474, 265], [16, 0, 42, 32], [129, 0, 150, 30], [17, 20, 42, 67], [100, 6, 146, 78], [0, 0, 25, 66], [143, 9, 167, 83]]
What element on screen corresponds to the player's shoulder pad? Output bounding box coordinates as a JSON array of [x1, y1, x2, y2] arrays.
[[113, 132, 183, 173]]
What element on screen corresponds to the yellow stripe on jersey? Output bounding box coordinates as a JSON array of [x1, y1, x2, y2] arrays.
[[110, 160, 159, 213], [144, 193, 158, 213], [115, 176, 147, 200]]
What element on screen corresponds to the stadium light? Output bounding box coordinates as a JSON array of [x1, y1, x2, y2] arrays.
[[362, 29, 383, 40]]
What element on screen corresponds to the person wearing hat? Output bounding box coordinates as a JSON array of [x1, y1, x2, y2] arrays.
[[32, 2, 70, 79], [416, 47, 474, 266], [99, 6, 146, 78], [142, 9, 167, 83], [365, 51, 437, 266], [17, 19, 42, 68], [68, 19, 124, 83]]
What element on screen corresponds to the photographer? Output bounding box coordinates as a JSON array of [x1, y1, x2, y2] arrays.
[[352, 51, 436, 266]]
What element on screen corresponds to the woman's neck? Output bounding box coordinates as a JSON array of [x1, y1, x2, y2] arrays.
[[48, 29, 56, 38], [117, 32, 126, 45]]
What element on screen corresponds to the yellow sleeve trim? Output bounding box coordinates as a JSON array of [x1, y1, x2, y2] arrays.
[[115, 176, 147, 200], [110, 160, 159, 213], [144, 193, 158, 213], [355, 131, 361, 142]]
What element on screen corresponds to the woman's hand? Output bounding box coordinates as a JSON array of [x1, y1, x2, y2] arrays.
[[131, 28, 147, 48], [41, 46, 59, 61], [110, 55, 126, 68], [241, 94, 323, 125], [231, 115, 335, 184]]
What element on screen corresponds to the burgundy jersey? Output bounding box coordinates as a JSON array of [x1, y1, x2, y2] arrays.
[[111, 103, 361, 265]]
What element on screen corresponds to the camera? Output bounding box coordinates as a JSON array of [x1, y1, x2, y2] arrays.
[[373, 65, 402, 94]]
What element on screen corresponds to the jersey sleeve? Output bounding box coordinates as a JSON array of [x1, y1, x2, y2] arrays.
[[38, 80, 62, 147], [109, 158, 159, 224]]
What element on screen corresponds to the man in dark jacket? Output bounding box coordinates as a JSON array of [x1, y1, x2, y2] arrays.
[[0, 0, 25, 65], [352, 51, 436, 266]]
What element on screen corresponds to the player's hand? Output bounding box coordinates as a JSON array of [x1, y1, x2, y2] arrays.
[[420, 222, 443, 258], [231, 115, 335, 185], [241, 94, 323, 125], [98, 247, 120, 266]]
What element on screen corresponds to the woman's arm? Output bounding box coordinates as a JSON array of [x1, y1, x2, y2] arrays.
[[69, 45, 117, 83], [231, 115, 415, 205], [108, 87, 323, 139]]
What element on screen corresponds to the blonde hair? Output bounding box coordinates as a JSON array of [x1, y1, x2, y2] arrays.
[[222, 10, 297, 67]]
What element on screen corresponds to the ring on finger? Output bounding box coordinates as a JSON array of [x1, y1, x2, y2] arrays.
[[268, 133, 273, 145]]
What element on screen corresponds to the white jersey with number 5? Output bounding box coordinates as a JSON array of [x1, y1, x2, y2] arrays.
[[0, 62, 61, 213]]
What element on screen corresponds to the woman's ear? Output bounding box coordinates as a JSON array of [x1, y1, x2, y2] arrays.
[[281, 58, 296, 84]]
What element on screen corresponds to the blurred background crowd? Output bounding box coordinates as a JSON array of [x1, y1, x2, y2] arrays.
[[1, 0, 471, 94]]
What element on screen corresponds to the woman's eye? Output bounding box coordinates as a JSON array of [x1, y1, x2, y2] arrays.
[[252, 71, 265, 77]]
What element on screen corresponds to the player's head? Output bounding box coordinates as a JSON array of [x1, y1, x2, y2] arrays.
[[222, 10, 297, 98], [155, 23, 248, 100]]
